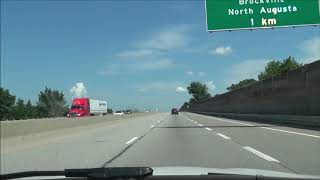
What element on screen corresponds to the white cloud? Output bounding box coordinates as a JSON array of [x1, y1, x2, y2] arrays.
[[102, 24, 192, 76], [205, 81, 216, 91], [226, 59, 269, 85], [117, 49, 156, 58], [186, 71, 193, 75], [136, 24, 191, 50], [100, 58, 174, 75], [137, 82, 180, 93], [115, 24, 191, 60], [176, 86, 187, 93], [198, 72, 206, 77], [132, 58, 174, 71], [70, 82, 87, 98], [211, 46, 233, 55], [185, 71, 206, 77], [299, 36, 320, 63]]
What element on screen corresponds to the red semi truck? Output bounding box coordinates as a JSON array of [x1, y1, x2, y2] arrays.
[[67, 98, 108, 117]]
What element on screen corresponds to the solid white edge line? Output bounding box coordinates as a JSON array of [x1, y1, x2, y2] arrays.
[[216, 133, 231, 140], [260, 127, 320, 139], [126, 137, 138, 144], [243, 146, 280, 163], [180, 113, 193, 121], [187, 113, 320, 139], [180, 113, 206, 128], [205, 127, 212, 131], [189, 113, 254, 126]]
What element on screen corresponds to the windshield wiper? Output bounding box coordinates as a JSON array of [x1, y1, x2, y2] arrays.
[[1, 167, 153, 179]]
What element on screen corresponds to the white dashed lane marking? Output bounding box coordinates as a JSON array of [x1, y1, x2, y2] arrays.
[[126, 137, 138, 144], [243, 146, 280, 163], [216, 133, 231, 140]]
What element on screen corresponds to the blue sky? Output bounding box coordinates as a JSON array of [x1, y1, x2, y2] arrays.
[[1, 1, 319, 112]]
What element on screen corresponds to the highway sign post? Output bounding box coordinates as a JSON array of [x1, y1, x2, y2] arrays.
[[205, 0, 320, 32]]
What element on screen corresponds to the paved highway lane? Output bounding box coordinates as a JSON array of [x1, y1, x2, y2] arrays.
[[181, 113, 320, 175], [107, 114, 290, 172], [1, 113, 166, 174], [1, 112, 320, 175], [107, 112, 320, 175]]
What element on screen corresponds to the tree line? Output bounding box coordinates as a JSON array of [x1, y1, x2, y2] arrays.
[[0, 87, 68, 121], [183, 56, 303, 106], [226, 56, 302, 91]]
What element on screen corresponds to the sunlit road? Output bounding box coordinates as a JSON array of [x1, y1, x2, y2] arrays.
[[1, 112, 320, 175]]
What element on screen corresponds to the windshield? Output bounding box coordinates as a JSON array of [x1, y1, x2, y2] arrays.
[[1, 0, 320, 178], [71, 105, 84, 110]]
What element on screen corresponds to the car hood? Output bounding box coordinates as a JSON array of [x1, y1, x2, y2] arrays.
[[7, 166, 320, 179], [152, 166, 320, 178]]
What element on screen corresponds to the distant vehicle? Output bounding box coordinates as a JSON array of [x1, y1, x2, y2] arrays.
[[114, 111, 124, 116], [145, 110, 150, 113], [67, 98, 108, 117], [125, 110, 132, 114], [171, 108, 178, 115]]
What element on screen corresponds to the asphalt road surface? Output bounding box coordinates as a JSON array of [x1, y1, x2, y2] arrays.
[[1, 112, 320, 175]]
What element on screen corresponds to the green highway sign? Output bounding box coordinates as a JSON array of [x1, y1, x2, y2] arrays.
[[205, 0, 320, 32]]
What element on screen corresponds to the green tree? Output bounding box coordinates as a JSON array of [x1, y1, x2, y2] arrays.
[[107, 108, 113, 114], [227, 79, 257, 91], [258, 60, 282, 80], [0, 87, 16, 120], [258, 57, 302, 80], [127, 105, 140, 113], [25, 100, 33, 118], [187, 82, 211, 103], [37, 87, 68, 118], [180, 102, 189, 110], [12, 99, 27, 120], [25, 100, 39, 118], [279, 56, 302, 73]]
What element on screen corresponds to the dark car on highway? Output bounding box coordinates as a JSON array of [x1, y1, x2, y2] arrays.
[[125, 110, 132, 114], [171, 108, 178, 115]]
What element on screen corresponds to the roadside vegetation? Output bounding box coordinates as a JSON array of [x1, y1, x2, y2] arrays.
[[226, 56, 302, 91], [1, 57, 303, 119], [182, 56, 303, 107], [0, 87, 68, 121]]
